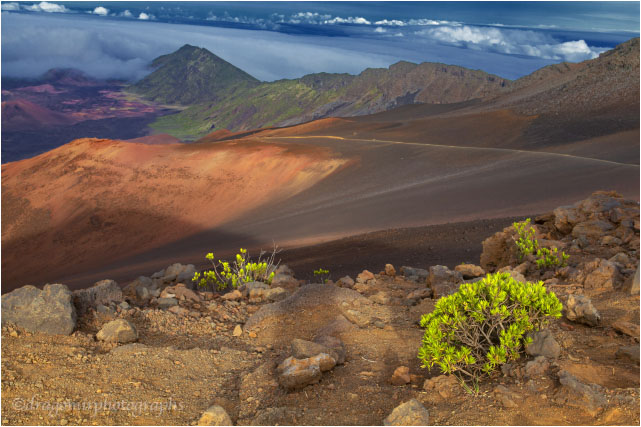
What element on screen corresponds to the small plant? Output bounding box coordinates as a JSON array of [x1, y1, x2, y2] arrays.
[[313, 268, 331, 284], [418, 272, 562, 388], [513, 218, 569, 269], [192, 246, 280, 291], [535, 247, 570, 269], [513, 218, 539, 260]]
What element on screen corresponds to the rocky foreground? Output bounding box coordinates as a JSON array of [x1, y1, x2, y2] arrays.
[[2, 191, 639, 426]]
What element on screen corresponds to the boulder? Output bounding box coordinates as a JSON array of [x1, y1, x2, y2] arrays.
[[73, 280, 122, 315], [164, 263, 197, 285], [524, 356, 549, 377], [480, 227, 518, 272], [242, 281, 269, 298], [611, 321, 640, 339], [157, 297, 178, 309], [197, 405, 233, 426], [406, 288, 432, 301], [2, 284, 76, 335], [400, 266, 429, 282], [557, 369, 607, 416], [96, 319, 138, 343], [161, 283, 201, 302], [263, 287, 288, 302], [369, 291, 391, 305], [335, 276, 355, 289], [312, 335, 346, 364], [428, 265, 463, 298], [270, 273, 299, 293], [383, 399, 430, 426], [274, 264, 294, 276], [553, 205, 584, 234], [390, 366, 410, 386], [291, 337, 345, 364], [356, 270, 375, 283], [565, 294, 601, 327], [277, 354, 335, 390], [454, 264, 486, 279], [497, 267, 527, 283], [385, 264, 397, 277], [423, 375, 459, 399], [525, 329, 560, 359], [582, 258, 619, 292], [572, 220, 614, 240], [314, 315, 355, 337], [221, 290, 243, 301]]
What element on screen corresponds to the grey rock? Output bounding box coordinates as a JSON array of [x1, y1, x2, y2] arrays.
[[313, 335, 346, 364], [429, 265, 463, 298], [197, 405, 233, 426], [524, 356, 549, 377], [151, 270, 165, 279], [615, 346, 640, 365], [557, 369, 607, 416], [274, 264, 294, 276], [242, 281, 270, 298], [314, 314, 356, 337], [400, 266, 429, 281], [336, 276, 355, 289], [582, 258, 620, 292], [553, 205, 583, 234], [136, 285, 151, 301], [342, 309, 371, 327], [291, 337, 346, 365], [157, 297, 178, 309], [406, 288, 432, 300], [572, 220, 614, 240], [2, 284, 76, 335], [263, 287, 288, 302], [565, 294, 601, 326], [73, 280, 122, 315], [383, 399, 430, 426], [96, 304, 115, 316], [96, 319, 138, 343], [526, 329, 560, 359], [119, 301, 130, 310]]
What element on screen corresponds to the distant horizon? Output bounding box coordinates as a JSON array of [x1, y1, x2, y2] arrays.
[[2, 1, 640, 82]]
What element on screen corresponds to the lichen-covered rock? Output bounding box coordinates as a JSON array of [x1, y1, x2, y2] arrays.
[[2, 284, 76, 335], [96, 319, 138, 343], [73, 279, 122, 315], [565, 294, 601, 326], [383, 399, 430, 426], [429, 265, 463, 298]]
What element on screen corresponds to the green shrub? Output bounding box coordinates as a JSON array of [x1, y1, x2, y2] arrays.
[[418, 272, 562, 386], [313, 268, 331, 284], [192, 247, 279, 290], [513, 219, 569, 268]]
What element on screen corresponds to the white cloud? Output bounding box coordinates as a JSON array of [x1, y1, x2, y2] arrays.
[[374, 26, 386, 33], [92, 7, 109, 16], [138, 13, 152, 20], [409, 18, 461, 26], [374, 19, 405, 26], [24, 2, 69, 13], [120, 10, 133, 18], [324, 16, 371, 25], [1, 3, 20, 11], [421, 25, 604, 62]]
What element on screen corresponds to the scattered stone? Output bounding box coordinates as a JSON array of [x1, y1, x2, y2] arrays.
[[96, 304, 115, 317], [385, 264, 397, 277], [526, 329, 560, 359], [119, 301, 130, 310], [357, 270, 375, 283], [336, 276, 355, 289], [342, 309, 371, 327], [565, 294, 601, 327], [383, 399, 430, 426], [157, 297, 178, 309], [197, 405, 233, 426], [390, 366, 410, 386], [313, 335, 346, 364], [243, 281, 270, 298], [400, 266, 429, 282], [270, 273, 299, 293], [615, 346, 640, 365], [2, 284, 77, 335], [557, 369, 607, 416], [581, 258, 620, 292], [168, 306, 189, 316], [369, 291, 391, 305], [162, 283, 202, 302], [221, 290, 242, 301], [277, 354, 335, 390], [73, 280, 122, 315], [429, 265, 463, 298], [524, 356, 549, 377], [233, 325, 243, 337], [406, 288, 432, 301], [96, 319, 138, 343], [423, 375, 459, 398], [493, 385, 520, 408], [291, 339, 327, 359], [163, 263, 197, 287], [611, 321, 640, 339], [571, 220, 614, 240], [454, 264, 486, 279]]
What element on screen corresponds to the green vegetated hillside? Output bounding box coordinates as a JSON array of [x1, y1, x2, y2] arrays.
[[129, 44, 259, 106], [132, 45, 512, 140]]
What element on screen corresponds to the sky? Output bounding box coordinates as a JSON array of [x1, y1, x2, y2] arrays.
[[1, 1, 639, 82]]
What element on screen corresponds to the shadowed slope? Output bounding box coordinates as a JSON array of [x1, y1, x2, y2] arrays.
[[1, 138, 346, 289]]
